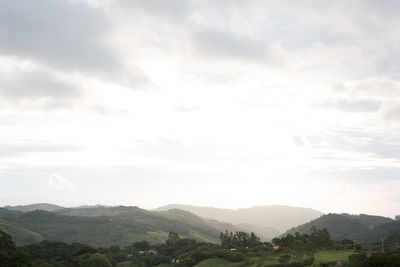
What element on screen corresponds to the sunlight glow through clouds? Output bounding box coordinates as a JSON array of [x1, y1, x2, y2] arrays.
[[48, 174, 75, 191], [1, 0, 400, 216]]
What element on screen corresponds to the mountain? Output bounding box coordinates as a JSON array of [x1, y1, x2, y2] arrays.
[[0, 207, 23, 219], [284, 213, 399, 248], [4, 203, 65, 212], [155, 204, 323, 234], [0, 206, 243, 246], [0, 217, 43, 244], [0, 203, 323, 247], [54, 206, 281, 241]]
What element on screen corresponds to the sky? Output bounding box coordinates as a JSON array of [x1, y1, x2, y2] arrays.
[[1, 0, 400, 217]]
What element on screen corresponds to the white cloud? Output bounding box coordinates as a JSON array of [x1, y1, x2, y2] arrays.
[[48, 174, 75, 190], [1, 0, 400, 216]]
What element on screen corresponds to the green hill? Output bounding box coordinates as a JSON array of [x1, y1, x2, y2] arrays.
[[0, 207, 23, 219], [284, 213, 398, 248], [4, 203, 65, 212], [0, 206, 244, 247], [0, 218, 43, 244], [155, 204, 323, 239]]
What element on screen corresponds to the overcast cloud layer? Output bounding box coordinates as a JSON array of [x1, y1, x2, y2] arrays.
[[1, 0, 400, 217]]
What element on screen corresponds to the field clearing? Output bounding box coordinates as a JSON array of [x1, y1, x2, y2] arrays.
[[118, 261, 173, 267], [117, 262, 139, 267], [118, 250, 357, 267], [314, 250, 355, 262], [194, 258, 246, 267]]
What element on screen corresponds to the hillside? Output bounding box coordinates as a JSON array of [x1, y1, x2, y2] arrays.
[[0, 203, 325, 247], [284, 213, 399, 248], [0, 207, 23, 219], [0, 218, 43, 244], [0, 206, 243, 246], [155, 204, 323, 234], [4, 203, 65, 212]]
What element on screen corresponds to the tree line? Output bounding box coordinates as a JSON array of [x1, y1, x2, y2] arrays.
[[2, 226, 400, 267]]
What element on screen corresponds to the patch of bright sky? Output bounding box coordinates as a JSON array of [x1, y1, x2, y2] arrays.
[[1, 0, 400, 217]]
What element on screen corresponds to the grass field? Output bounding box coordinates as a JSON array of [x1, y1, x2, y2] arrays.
[[247, 250, 355, 266], [117, 262, 139, 267], [118, 250, 356, 267], [194, 258, 246, 267], [117, 261, 173, 267], [314, 250, 354, 262]]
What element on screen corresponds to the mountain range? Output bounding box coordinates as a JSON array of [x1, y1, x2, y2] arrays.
[[284, 213, 400, 249], [1, 203, 324, 246], [155, 204, 323, 233], [4, 203, 399, 250], [0, 206, 240, 246], [3, 203, 64, 212]]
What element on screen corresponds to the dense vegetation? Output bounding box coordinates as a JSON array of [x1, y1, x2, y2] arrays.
[[284, 213, 400, 250], [0, 207, 242, 246], [4, 203, 64, 213], [155, 204, 323, 234], [2, 222, 400, 266], [2, 204, 400, 266]]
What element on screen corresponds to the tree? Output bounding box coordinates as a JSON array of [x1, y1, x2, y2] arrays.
[[70, 253, 112, 267], [0, 229, 17, 266], [166, 232, 180, 248], [310, 226, 332, 248], [32, 259, 53, 267], [110, 245, 120, 253], [278, 254, 291, 264], [0, 229, 31, 267], [292, 240, 306, 260], [73, 244, 97, 256], [132, 241, 150, 251], [219, 230, 261, 248], [348, 253, 367, 267], [305, 241, 316, 257], [272, 237, 281, 246]]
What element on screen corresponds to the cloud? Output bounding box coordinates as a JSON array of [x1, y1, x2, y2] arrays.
[[0, 143, 81, 159], [48, 174, 75, 190], [292, 135, 305, 147], [313, 98, 381, 113], [343, 78, 400, 99], [172, 105, 200, 112], [0, 0, 115, 71], [362, 139, 400, 159], [378, 101, 400, 122], [362, 0, 400, 18], [306, 127, 400, 161], [120, 0, 189, 20], [0, 67, 80, 108], [193, 27, 287, 67]]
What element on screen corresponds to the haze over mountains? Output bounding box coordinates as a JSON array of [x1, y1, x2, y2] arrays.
[[155, 204, 323, 233], [3, 203, 65, 212], [2, 202, 400, 251], [0, 205, 236, 246], [1, 203, 324, 245], [284, 213, 400, 249]]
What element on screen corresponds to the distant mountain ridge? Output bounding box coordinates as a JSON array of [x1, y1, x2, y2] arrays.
[[3, 203, 399, 249], [0, 203, 323, 246], [0, 205, 246, 246], [155, 204, 324, 233], [4, 203, 65, 212], [283, 213, 399, 248]]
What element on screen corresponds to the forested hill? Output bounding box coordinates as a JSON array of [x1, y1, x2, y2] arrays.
[[155, 204, 323, 233], [4, 203, 65, 212], [0, 206, 245, 247], [284, 213, 399, 247]]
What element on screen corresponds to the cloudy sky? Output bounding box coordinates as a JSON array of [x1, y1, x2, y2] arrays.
[[1, 0, 400, 217]]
